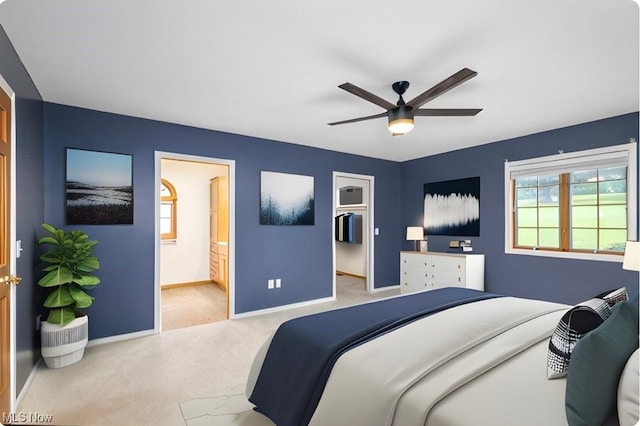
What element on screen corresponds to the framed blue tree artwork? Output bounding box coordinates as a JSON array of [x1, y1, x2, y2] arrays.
[[260, 171, 314, 225]]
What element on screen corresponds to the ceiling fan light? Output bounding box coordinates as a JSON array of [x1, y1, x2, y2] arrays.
[[388, 118, 414, 134], [388, 105, 415, 135]]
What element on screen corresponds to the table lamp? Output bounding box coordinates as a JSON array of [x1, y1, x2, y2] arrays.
[[406, 226, 424, 252]]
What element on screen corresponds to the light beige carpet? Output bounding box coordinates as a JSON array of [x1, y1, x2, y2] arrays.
[[17, 276, 398, 426], [162, 283, 227, 331]]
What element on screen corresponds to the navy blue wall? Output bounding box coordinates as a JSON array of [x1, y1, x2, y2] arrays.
[[44, 104, 639, 341], [0, 25, 44, 395], [401, 112, 640, 304], [43, 103, 402, 339]]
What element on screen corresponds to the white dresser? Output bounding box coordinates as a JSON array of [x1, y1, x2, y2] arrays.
[[400, 251, 485, 294]]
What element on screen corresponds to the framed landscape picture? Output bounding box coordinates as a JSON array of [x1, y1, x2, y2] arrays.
[[66, 148, 134, 225], [423, 176, 480, 236], [260, 171, 314, 225]]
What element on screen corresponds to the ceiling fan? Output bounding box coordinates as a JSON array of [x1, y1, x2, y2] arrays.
[[328, 67, 482, 135]]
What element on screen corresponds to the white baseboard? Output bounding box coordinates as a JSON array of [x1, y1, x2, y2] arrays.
[[86, 329, 156, 347], [230, 284, 400, 319], [371, 284, 400, 293], [231, 296, 335, 319], [15, 357, 42, 410]]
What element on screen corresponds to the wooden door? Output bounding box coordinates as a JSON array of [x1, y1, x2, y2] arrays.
[[0, 85, 13, 416]]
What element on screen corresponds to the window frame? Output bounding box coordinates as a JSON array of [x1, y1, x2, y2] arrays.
[[504, 141, 637, 263], [160, 178, 177, 240]]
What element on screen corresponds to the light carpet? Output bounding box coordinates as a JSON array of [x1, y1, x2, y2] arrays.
[[17, 276, 398, 426], [162, 283, 227, 331]]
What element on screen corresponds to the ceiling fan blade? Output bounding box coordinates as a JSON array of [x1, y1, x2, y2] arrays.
[[414, 108, 482, 116], [338, 83, 396, 110], [406, 68, 478, 109], [327, 112, 388, 126]]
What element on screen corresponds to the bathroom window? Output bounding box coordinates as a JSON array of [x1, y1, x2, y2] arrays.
[[160, 179, 177, 240]]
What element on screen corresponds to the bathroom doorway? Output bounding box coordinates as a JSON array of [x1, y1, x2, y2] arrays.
[[154, 152, 235, 332]]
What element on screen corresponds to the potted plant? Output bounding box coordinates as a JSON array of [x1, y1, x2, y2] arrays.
[[37, 223, 100, 368]]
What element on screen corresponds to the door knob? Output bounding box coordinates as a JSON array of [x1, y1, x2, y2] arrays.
[[1, 275, 22, 286]]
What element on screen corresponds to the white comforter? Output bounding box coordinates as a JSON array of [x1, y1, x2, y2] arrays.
[[248, 296, 570, 426]]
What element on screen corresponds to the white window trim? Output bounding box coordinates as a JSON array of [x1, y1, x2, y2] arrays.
[[504, 141, 637, 263]]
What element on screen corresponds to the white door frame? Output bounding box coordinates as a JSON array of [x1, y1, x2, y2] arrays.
[[332, 171, 375, 295], [0, 73, 17, 412], [154, 151, 236, 332]]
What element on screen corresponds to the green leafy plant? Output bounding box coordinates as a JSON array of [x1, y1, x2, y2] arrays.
[[37, 223, 100, 326]]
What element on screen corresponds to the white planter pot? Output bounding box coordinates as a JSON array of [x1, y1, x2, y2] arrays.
[[41, 316, 89, 368]]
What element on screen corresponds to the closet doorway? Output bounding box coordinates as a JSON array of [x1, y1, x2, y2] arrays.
[[332, 172, 375, 296], [154, 152, 235, 332]]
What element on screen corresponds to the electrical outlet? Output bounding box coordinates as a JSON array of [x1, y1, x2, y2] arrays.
[[275, 278, 281, 288], [268, 279, 274, 289]]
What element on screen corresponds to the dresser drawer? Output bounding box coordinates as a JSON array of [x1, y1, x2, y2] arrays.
[[430, 255, 465, 273], [401, 254, 429, 269], [432, 270, 465, 288], [401, 278, 429, 293]]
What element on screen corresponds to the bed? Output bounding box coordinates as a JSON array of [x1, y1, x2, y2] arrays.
[[245, 287, 639, 426]]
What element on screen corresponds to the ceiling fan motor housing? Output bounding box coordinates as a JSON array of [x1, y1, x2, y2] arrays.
[[388, 105, 415, 134], [388, 105, 414, 122]]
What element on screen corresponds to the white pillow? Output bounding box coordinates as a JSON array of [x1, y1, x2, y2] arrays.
[[617, 348, 639, 426]]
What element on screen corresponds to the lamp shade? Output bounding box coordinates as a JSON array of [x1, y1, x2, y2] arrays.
[[622, 241, 639, 272], [406, 226, 424, 241]]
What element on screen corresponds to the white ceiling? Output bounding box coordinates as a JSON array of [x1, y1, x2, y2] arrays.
[[0, 0, 638, 161]]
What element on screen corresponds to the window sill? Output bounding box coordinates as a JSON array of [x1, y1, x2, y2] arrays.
[[505, 247, 623, 263]]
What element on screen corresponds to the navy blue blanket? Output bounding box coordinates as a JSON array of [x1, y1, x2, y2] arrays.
[[249, 287, 500, 426]]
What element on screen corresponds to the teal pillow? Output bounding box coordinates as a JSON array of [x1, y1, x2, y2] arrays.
[[565, 295, 639, 426]]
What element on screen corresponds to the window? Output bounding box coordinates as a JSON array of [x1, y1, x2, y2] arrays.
[[160, 179, 177, 240], [505, 142, 637, 261]]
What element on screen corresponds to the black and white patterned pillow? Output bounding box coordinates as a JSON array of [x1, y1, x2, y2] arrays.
[[595, 287, 629, 307], [547, 298, 611, 379]]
